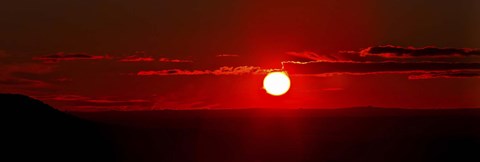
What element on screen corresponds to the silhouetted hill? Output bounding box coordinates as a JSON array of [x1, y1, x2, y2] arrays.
[[1, 94, 115, 162]]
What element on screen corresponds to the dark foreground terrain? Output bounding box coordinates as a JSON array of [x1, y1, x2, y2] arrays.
[[2, 94, 480, 162]]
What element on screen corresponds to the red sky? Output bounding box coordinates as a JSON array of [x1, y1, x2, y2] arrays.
[[1, 0, 480, 110]]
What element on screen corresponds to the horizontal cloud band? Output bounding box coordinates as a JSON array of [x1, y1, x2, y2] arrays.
[[137, 66, 269, 76], [361, 45, 480, 58], [283, 62, 480, 74]]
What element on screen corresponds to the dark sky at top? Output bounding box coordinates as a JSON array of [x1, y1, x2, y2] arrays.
[[1, 0, 479, 54]]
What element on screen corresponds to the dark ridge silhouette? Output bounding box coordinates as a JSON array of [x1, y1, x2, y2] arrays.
[[1, 94, 116, 162], [2, 93, 480, 162]]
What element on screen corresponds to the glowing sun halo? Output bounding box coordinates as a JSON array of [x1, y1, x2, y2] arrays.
[[263, 71, 291, 96]]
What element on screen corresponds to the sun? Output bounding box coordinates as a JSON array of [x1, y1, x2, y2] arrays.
[[263, 71, 291, 96]]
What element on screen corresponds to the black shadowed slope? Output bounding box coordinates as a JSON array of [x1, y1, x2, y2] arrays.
[[1, 94, 115, 162]]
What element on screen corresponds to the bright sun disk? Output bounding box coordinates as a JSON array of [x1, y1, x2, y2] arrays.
[[263, 71, 291, 96]]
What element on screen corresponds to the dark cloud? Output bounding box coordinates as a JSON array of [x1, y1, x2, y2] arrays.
[[0, 78, 47, 86], [33, 52, 110, 63], [0, 78, 52, 94], [158, 58, 193, 63], [285, 51, 338, 62], [137, 66, 268, 76], [79, 99, 153, 107], [284, 46, 480, 66], [408, 70, 480, 80], [108, 53, 191, 62], [0, 63, 54, 75], [0, 63, 54, 88], [285, 46, 480, 64], [119, 55, 155, 62], [216, 54, 240, 57], [283, 61, 480, 74], [360, 45, 480, 58], [41, 95, 89, 101], [39, 94, 154, 111]]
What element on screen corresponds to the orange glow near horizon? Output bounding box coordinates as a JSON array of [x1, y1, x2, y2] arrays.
[[263, 71, 291, 96]]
